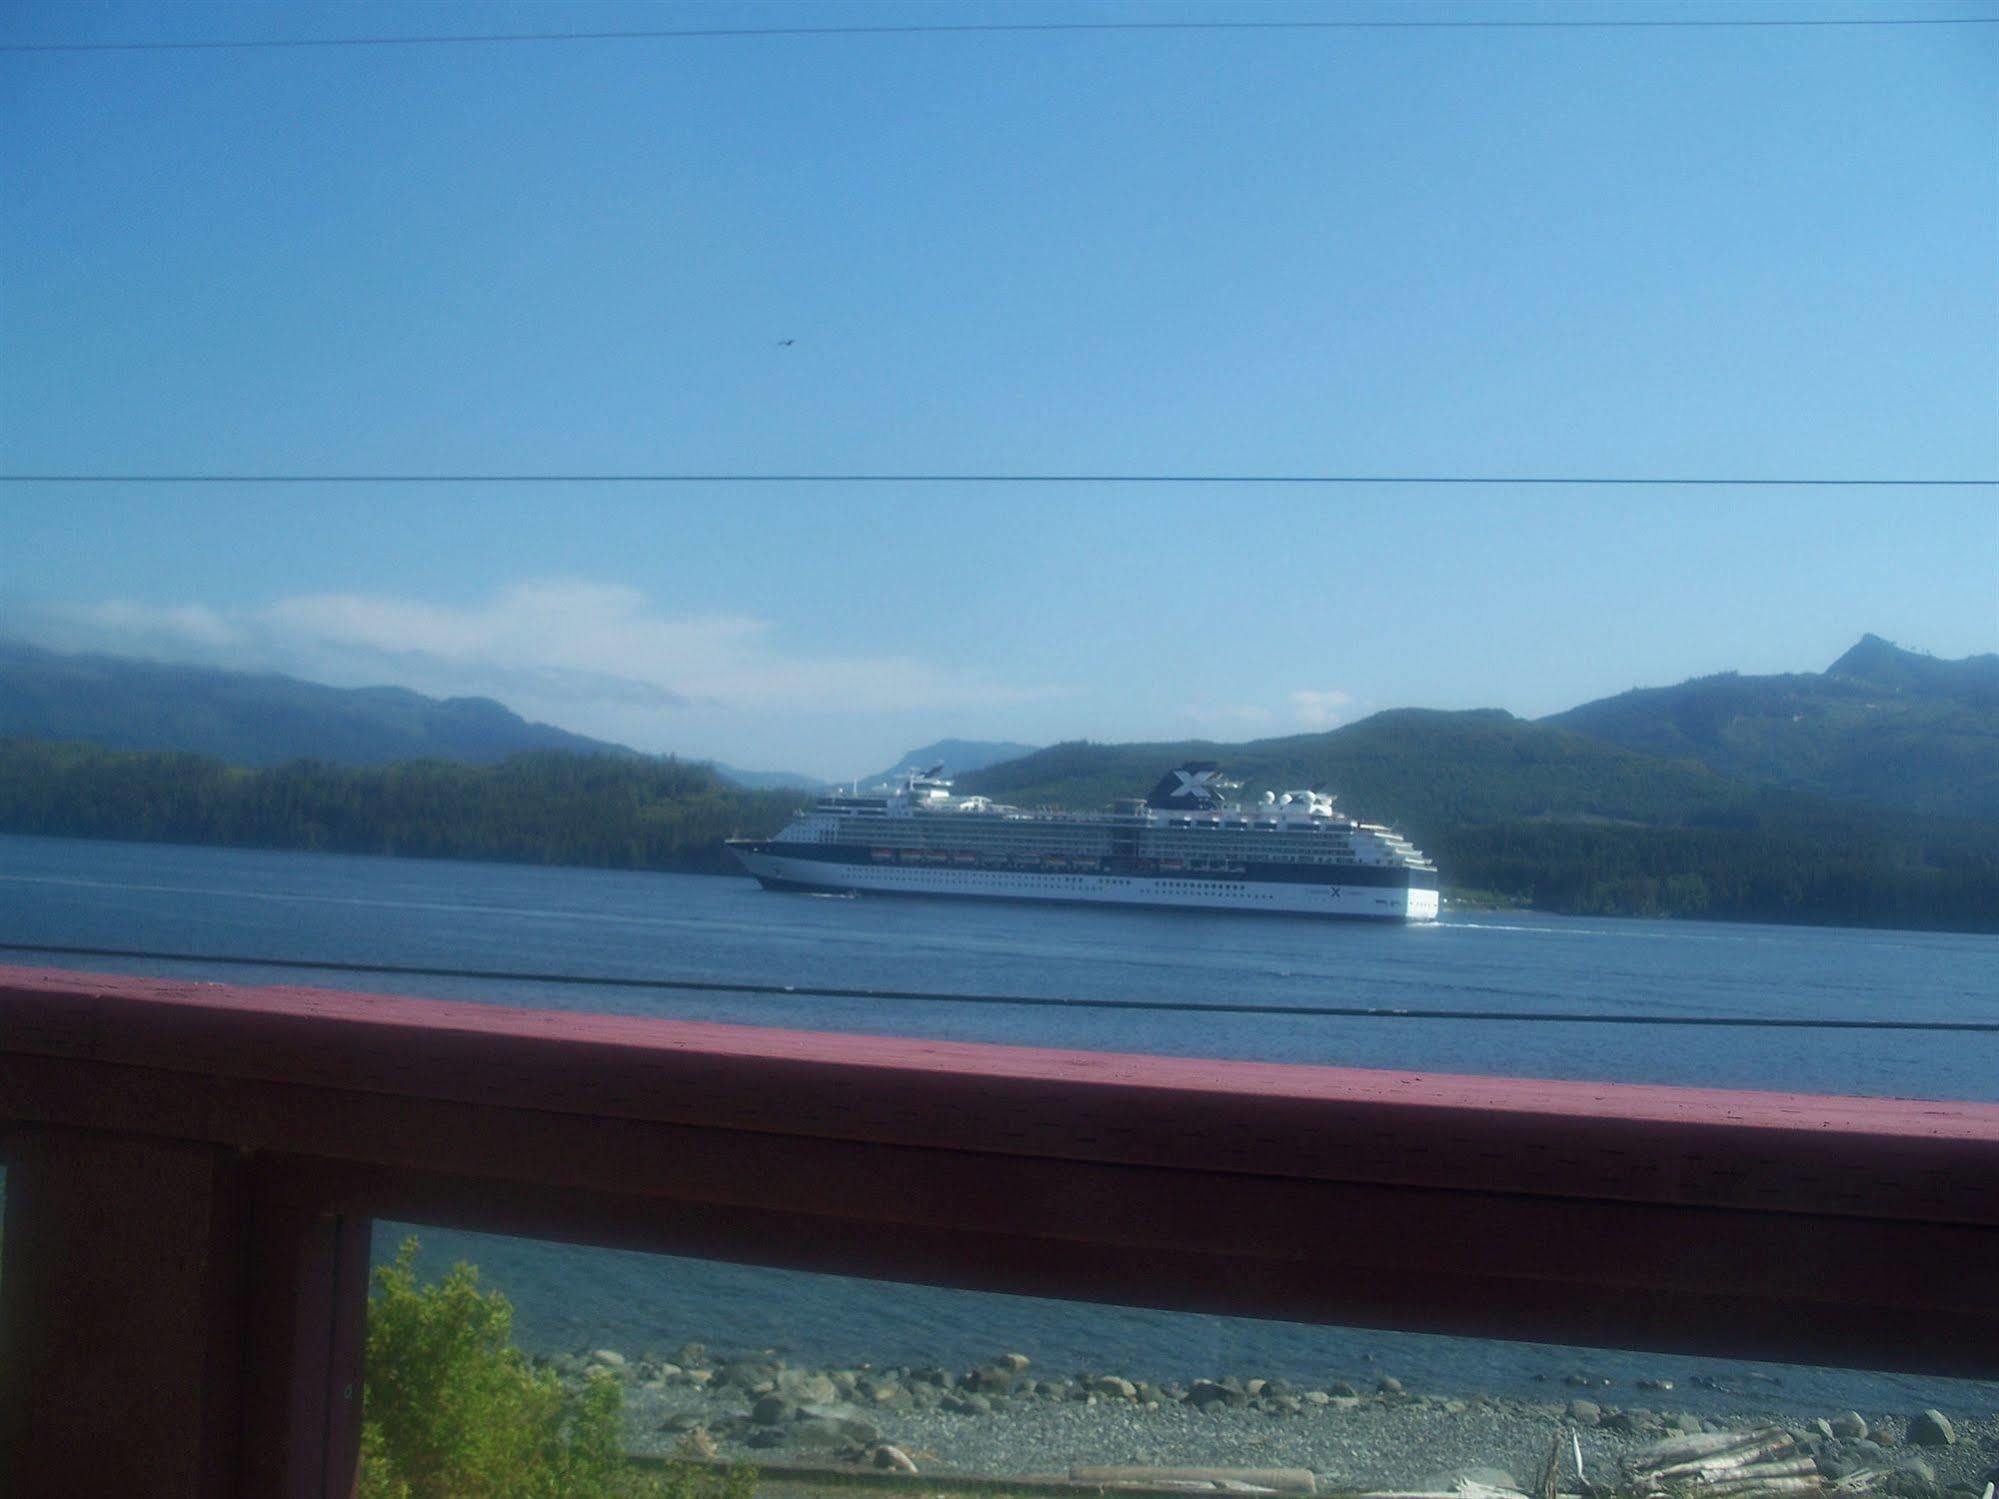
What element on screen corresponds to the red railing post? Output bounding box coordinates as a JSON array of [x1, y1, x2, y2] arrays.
[[0, 1127, 252, 1496], [0, 1130, 370, 1497], [239, 1200, 371, 1498]]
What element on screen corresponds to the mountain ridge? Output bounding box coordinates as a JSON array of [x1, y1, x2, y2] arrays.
[[6, 631, 1993, 825], [1825, 632, 1999, 696], [0, 638, 637, 767], [0, 640, 1038, 790], [1542, 635, 1999, 820]]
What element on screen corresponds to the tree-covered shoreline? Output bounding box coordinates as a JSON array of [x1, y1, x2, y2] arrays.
[[2, 735, 1993, 932], [0, 738, 808, 875], [1429, 813, 1996, 931]]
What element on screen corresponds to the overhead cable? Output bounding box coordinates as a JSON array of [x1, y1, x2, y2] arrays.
[[6, 15, 1996, 54], [4, 941, 1993, 1033], [4, 473, 1992, 488]]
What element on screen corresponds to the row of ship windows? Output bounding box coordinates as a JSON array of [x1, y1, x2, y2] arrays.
[[821, 830, 1106, 845], [825, 841, 1364, 857], [812, 822, 1363, 844], [807, 838, 1381, 864], [844, 870, 1281, 899], [1164, 843, 1356, 856], [854, 855, 1369, 870], [818, 831, 1361, 849]]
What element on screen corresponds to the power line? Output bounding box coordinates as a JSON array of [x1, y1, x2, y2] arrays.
[[5, 941, 1993, 1033], [3, 473, 1992, 488], [5, 15, 1996, 54]]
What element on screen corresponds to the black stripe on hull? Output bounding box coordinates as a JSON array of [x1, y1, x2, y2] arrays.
[[744, 872, 1412, 922], [1243, 862, 1438, 891], [732, 842, 1437, 891], [751, 874, 858, 895]]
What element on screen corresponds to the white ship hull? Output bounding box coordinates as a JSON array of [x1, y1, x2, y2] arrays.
[[732, 846, 1439, 922]]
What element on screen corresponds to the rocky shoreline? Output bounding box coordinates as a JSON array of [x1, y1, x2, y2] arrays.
[[541, 1345, 1999, 1496]]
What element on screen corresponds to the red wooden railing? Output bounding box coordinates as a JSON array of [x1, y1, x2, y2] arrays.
[[2, 963, 1996, 1497]]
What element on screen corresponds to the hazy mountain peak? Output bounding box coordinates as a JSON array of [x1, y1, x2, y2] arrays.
[[859, 739, 1042, 789], [1825, 633, 1999, 695], [0, 638, 638, 766], [1544, 635, 1999, 820]]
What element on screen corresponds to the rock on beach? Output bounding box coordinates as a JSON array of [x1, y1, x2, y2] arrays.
[[574, 1344, 1999, 1494]]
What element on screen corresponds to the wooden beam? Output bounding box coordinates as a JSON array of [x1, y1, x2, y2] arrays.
[[3, 964, 1993, 1226], [263, 1157, 1999, 1374]]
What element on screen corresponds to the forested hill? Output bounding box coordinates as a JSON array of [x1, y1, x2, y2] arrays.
[[0, 639, 635, 767], [957, 712, 1999, 932], [957, 710, 1733, 833], [1544, 635, 1999, 821], [0, 740, 807, 874]]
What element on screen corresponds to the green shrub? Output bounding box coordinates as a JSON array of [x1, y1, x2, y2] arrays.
[[362, 1237, 753, 1499]]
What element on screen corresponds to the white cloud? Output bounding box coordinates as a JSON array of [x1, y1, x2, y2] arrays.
[[4, 581, 1067, 739], [26, 599, 243, 652], [1288, 688, 1354, 727]]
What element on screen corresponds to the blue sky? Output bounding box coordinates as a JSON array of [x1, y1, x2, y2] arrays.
[[3, 0, 1994, 777]]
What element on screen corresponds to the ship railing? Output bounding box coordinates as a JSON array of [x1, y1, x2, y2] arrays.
[[1, 962, 1995, 1497]]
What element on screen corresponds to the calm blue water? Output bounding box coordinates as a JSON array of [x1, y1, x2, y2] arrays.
[[3, 834, 1994, 1413]]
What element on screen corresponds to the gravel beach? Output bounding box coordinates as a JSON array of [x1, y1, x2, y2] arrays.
[[544, 1346, 1999, 1494]]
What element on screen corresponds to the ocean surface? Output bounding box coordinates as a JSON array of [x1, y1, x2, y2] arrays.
[[3, 833, 1994, 1415]]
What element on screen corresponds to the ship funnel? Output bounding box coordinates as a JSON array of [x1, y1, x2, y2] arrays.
[[1145, 762, 1226, 810]]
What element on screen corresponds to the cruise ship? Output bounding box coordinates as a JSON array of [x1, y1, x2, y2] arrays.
[[728, 762, 1440, 921]]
